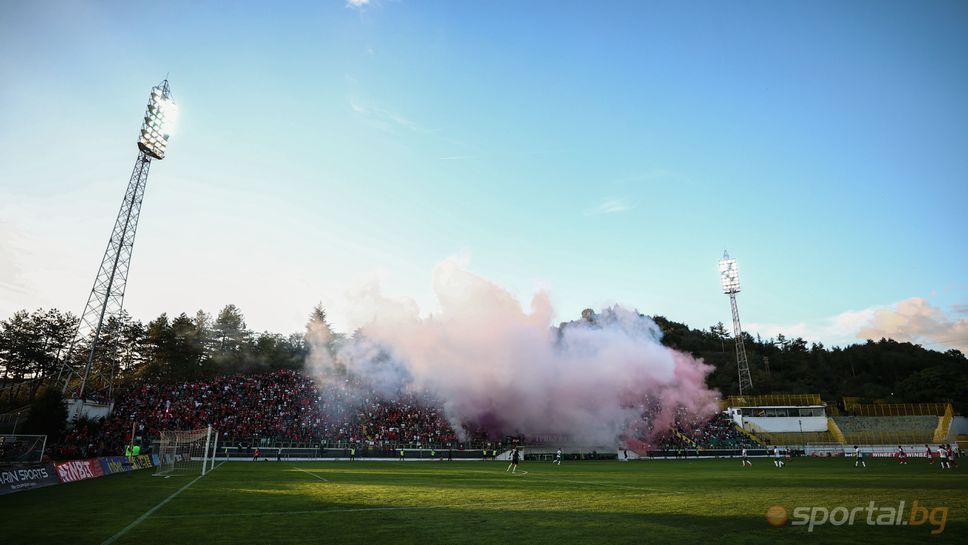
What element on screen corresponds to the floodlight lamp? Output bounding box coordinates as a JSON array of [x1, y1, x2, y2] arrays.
[[719, 257, 740, 294], [137, 81, 177, 160]]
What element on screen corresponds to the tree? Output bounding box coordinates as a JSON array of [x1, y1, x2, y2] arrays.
[[212, 304, 251, 372], [140, 313, 209, 383], [23, 388, 68, 441], [709, 322, 728, 353], [0, 308, 77, 403]]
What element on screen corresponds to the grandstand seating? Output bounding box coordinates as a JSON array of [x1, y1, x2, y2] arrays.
[[657, 413, 759, 450], [833, 416, 939, 444], [39, 375, 958, 459]]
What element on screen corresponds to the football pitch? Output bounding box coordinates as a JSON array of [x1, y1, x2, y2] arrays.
[[2, 458, 965, 544]]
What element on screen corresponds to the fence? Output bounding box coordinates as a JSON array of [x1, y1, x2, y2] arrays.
[[749, 430, 937, 446], [749, 431, 837, 446], [725, 394, 822, 407], [841, 431, 936, 445], [843, 402, 951, 417]]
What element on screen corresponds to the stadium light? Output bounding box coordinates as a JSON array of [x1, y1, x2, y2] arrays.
[[719, 253, 740, 294], [137, 80, 177, 160], [58, 78, 178, 403], [719, 250, 752, 395]]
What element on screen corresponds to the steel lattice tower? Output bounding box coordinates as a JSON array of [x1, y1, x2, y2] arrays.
[[719, 250, 753, 395], [58, 80, 177, 400]]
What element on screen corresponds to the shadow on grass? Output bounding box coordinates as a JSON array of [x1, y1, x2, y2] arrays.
[[124, 505, 962, 545]]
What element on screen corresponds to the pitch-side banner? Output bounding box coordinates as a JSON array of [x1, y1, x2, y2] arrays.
[[0, 464, 60, 495], [55, 458, 104, 483], [99, 455, 154, 474], [131, 455, 153, 470], [99, 456, 133, 475]]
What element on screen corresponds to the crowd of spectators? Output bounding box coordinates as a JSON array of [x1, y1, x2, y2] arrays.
[[685, 413, 757, 449], [654, 411, 757, 451], [58, 370, 465, 457], [50, 370, 753, 458]]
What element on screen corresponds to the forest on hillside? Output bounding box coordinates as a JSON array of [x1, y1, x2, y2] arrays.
[[1, 305, 965, 411]]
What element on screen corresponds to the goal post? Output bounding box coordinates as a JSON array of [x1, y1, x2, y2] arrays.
[[154, 425, 215, 477], [209, 430, 220, 473]]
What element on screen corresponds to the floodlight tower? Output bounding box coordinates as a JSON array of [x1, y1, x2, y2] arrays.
[[58, 80, 177, 402], [719, 250, 753, 395]]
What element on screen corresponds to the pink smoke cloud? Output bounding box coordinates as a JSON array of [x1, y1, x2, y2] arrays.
[[308, 258, 720, 446]]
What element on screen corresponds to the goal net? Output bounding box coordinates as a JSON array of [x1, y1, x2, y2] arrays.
[[154, 427, 214, 477], [0, 434, 47, 463]]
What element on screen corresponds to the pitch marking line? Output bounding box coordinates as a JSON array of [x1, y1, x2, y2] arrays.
[[101, 473, 205, 545], [292, 465, 329, 482]]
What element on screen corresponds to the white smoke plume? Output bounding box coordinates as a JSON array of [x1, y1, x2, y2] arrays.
[[306, 258, 720, 447]]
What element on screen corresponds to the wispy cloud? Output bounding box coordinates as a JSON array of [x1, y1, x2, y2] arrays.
[[609, 169, 694, 187], [0, 220, 36, 307], [585, 198, 632, 216], [745, 297, 968, 353], [346, 0, 370, 8], [348, 97, 424, 133], [746, 307, 880, 348]]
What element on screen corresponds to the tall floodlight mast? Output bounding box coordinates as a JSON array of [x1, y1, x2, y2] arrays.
[[58, 80, 177, 403], [719, 250, 753, 395]]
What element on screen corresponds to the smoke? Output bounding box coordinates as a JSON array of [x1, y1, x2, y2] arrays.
[[305, 258, 720, 446]]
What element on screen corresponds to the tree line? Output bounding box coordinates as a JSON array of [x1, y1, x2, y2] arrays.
[[653, 316, 967, 411], [0, 306, 965, 412], [0, 304, 331, 410]]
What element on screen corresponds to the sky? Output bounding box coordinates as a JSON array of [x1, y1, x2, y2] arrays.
[[1, 0, 966, 353]]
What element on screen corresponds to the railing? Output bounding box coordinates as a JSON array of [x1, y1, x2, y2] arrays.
[[725, 393, 822, 407], [842, 431, 935, 445], [733, 423, 764, 446], [827, 418, 846, 444], [742, 421, 834, 446], [934, 404, 954, 442], [753, 431, 837, 446], [217, 437, 507, 451], [674, 429, 701, 450], [843, 402, 950, 417]]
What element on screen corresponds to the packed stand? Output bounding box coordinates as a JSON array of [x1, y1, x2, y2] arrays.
[[64, 370, 462, 456]]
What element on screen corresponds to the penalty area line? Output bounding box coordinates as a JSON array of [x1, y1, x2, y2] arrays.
[[101, 473, 205, 545], [292, 465, 329, 482]]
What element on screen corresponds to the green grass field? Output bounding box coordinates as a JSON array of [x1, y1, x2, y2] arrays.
[[2, 458, 965, 544]]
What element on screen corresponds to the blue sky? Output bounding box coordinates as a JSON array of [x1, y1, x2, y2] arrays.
[[1, 0, 966, 351]]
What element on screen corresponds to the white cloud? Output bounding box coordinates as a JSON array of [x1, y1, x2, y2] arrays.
[[586, 198, 632, 216], [746, 307, 878, 348], [745, 297, 968, 353], [346, 0, 370, 8], [856, 298, 968, 353]]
